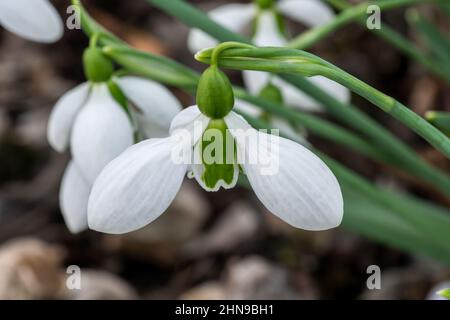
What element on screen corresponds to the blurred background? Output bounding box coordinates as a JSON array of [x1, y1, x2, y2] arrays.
[[0, 0, 449, 299]]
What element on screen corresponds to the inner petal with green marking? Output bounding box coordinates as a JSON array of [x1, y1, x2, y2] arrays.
[[192, 118, 239, 192]]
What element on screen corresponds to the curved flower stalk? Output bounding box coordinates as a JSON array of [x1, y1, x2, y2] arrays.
[[88, 63, 343, 234], [0, 0, 63, 43], [47, 77, 182, 233], [187, 0, 350, 112]]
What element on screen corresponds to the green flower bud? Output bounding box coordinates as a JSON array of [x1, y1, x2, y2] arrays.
[[255, 0, 274, 9], [258, 83, 283, 104], [196, 66, 235, 119], [83, 47, 114, 83]]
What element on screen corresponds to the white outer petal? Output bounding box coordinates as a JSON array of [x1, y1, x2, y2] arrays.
[[88, 138, 188, 234], [253, 11, 287, 47], [114, 76, 182, 138], [426, 281, 450, 300], [243, 12, 287, 97], [169, 105, 210, 146], [234, 99, 263, 118], [242, 69, 271, 96], [59, 162, 90, 234], [277, 0, 335, 27], [270, 117, 308, 145], [71, 84, 134, 183], [47, 82, 90, 152], [0, 0, 63, 43], [225, 112, 343, 230], [187, 3, 256, 53], [272, 76, 351, 112]]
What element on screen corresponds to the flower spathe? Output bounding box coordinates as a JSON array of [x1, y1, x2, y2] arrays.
[[47, 77, 182, 233], [188, 0, 350, 111], [0, 0, 63, 43], [88, 105, 343, 234]]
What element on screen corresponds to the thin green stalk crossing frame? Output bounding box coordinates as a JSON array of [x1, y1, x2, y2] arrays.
[[145, 0, 450, 198], [74, 0, 450, 265], [287, 0, 425, 49], [244, 113, 450, 265], [196, 46, 450, 158], [325, 0, 450, 83]]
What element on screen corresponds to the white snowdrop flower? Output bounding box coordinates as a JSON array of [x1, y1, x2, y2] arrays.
[[88, 105, 343, 234], [426, 281, 450, 300], [0, 0, 63, 43], [47, 77, 182, 233], [188, 0, 350, 111]]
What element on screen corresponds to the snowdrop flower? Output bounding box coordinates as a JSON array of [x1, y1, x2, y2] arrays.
[[188, 0, 350, 111], [0, 0, 63, 43], [426, 281, 450, 300], [88, 65, 343, 234], [47, 77, 182, 233]]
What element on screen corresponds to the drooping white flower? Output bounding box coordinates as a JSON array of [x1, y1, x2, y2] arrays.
[[426, 281, 450, 300], [0, 0, 63, 43], [47, 77, 182, 233], [88, 105, 343, 234], [188, 0, 350, 111]]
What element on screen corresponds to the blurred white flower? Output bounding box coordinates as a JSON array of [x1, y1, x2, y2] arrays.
[[0, 0, 63, 43], [188, 0, 350, 112], [47, 77, 182, 233], [426, 281, 450, 300], [88, 105, 343, 234]]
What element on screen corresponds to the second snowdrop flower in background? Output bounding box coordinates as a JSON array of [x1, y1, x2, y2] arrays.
[[47, 46, 182, 233], [0, 0, 63, 43], [88, 65, 343, 234], [188, 0, 350, 111]]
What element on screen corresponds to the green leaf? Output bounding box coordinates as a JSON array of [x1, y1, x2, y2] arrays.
[[198, 44, 450, 162], [287, 0, 424, 49], [146, 0, 450, 198], [244, 111, 450, 266], [407, 10, 450, 65], [426, 111, 450, 136], [103, 46, 199, 88]]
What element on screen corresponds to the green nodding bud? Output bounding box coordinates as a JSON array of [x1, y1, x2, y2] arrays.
[[83, 47, 114, 83], [196, 66, 234, 119], [256, 0, 274, 9], [258, 82, 283, 104]]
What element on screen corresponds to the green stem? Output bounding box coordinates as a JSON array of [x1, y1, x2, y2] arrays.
[[145, 0, 450, 198], [74, 0, 450, 265], [406, 9, 450, 65], [211, 42, 254, 66], [234, 88, 390, 163], [326, 0, 450, 83], [72, 2, 394, 168], [287, 0, 424, 49], [318, 65, 450, 159], [197, 47, 450, 196], [146, 0, 249, 44], [244, 112, 450, 265]]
